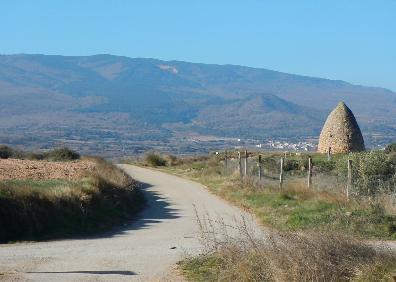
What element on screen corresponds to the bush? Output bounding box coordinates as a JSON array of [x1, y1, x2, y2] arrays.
[[283, 159, 300, 171], [27, 152, 46, 160], [314, 159, 336, 173], [144, 152, 167, 167], [46, 147, 80, 161], [336, 151, 396, 196], [262, 156, 278, 173], [385, 143, 396, 153], [164, 154, 178, 166], [336, 151, 395, 177], [0, 145, 80, 161], [0, 145, 13, 159]]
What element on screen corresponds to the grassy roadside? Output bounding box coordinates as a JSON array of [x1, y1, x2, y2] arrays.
[[150, 160, 396, 240], [0, 158, 145, 242], [179, 234, 396, 282], [133, 153, 396, 281]]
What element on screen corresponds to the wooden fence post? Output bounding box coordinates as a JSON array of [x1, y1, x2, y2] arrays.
[[244, 150, 248, 177], [258, 155, 262, 181], [346, 159, 352, 200], [307, 157, 312, 189], [279, 157, 284, 189], [238, 151, 242, 177], [224, 150, 228, 170]]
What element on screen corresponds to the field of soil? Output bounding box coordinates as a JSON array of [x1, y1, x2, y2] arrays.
[[0, 158, 95, 180]]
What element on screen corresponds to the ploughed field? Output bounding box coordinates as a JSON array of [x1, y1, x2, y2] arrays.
[[0, 158, 95, 180]]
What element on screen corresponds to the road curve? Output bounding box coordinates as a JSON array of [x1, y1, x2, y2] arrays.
[[0, 165, 260, 282]]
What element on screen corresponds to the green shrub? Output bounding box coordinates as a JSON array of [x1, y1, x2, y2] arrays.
[[336, 151, 395, 177], [262, 156, 278, 173], [27, 152, 46, 160], [144, 152, 167, 167], [46, 147, 80, 161], [0, 145, 80, 161], [0, 145, 13, 159], [298, 155, 310, 170], [336, 151, 396, 195], [385, 143, 396, 153], [314, 159, 336, 173], [283, 159, 300, 171]]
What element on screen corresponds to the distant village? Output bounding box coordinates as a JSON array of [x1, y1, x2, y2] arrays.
[[255, 140, 316, 151], [233, 102, 389, 153]]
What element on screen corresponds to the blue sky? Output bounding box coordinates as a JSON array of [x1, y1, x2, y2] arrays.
[[1, 1, 395, 91]]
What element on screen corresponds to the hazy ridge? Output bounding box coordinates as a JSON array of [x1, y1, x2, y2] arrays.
[[0, 54, 395, 155]]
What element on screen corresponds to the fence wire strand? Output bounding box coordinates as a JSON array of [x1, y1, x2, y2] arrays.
[[221, 153, 396, 200]]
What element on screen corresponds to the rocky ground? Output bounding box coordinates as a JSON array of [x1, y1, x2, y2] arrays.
[[0, 158, 96, 180]]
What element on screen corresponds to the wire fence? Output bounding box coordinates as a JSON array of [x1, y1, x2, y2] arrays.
[[221, 152, 396, 201]]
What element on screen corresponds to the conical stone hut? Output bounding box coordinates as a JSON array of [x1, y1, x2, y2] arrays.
[[318, 101, 365, 154]]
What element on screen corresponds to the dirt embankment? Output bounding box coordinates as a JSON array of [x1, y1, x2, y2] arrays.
[[0, 158, 95, 180]]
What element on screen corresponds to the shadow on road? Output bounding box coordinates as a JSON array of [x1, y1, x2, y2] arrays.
[[128, 181, 181, 229], [25, 270, 136, 275], [82, 181, 181, 239]]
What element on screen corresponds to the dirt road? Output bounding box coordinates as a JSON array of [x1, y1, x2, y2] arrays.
[[0, 165, 260, 282]]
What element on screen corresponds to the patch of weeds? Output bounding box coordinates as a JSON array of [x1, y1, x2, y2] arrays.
[[179, 255, 222, 282]]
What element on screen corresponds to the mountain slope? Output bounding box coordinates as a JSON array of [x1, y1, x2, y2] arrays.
[[0, 54, 395, 154]]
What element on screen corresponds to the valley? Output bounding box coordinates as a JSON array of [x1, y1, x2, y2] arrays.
[[1, 54, 395, 155]]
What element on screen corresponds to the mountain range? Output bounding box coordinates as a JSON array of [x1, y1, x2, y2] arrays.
[[0, 54, 395, 155]]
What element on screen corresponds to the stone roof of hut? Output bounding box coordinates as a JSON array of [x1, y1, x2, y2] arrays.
[[317, 101, 365, 153]]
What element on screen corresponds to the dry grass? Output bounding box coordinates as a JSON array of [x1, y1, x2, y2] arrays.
[[0, 158, 145, 242], [135, 153, 396, 280], [153, 156, 396, 239], [88, 157, 136, 187], [180, 213, 396, 281], [378, 193, 396, 215]]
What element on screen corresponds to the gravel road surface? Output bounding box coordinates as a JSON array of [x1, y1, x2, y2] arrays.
[[0, 165, 260, 281]]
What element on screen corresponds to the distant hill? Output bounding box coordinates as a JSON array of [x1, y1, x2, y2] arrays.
[[0, 54, 395, 154]]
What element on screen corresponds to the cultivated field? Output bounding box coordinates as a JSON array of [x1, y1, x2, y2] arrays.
[[0, 158, 95, 180]]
